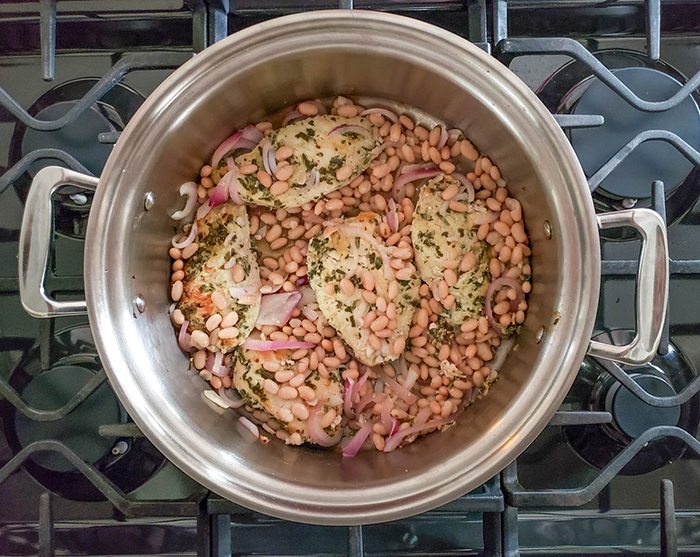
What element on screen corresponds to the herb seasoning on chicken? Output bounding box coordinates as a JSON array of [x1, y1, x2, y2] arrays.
[[232, 115, 382, 208], [177, 203, 261, 352]]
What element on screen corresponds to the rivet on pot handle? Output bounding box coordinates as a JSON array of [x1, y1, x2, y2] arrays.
[[587, 208, 669, 366], [19, 166, 98, 318]]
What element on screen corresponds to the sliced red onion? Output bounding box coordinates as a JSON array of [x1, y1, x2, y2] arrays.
[[402, 366, 419, 391], [209, 180, 229, 207], [414, 407, 432, 429], [447, 128, 463, 143], [171, 181, 198, 221], [178, 320, 190, 352], [219, 387, 245, 408], [298, 285, 316, 307], [305, 167, 320, 189], [261, 139, 278, 176], [383, 418, 452, 452], [450, 172, 475, 203], [359, 107, 399, 124], [196, 202, 212, 220], [211, 128, 259, 168], [436, 126, 448, 150], [380, 396, 395, 433], [206, 351, 231, 377], [355, 391, 377, 415], [485, 277, 525, 337], [300, 306, 318, 321], [353, 369, 371, 402], [239, 416, 260, 438], [390, 417, 400, 437], [383, 375, 417, 405], [203, 389, 231, 409], [329, 124, 372, 137], [172, 222, 198, 249], [224, 157, 244, 205], [256, 291, 303, 326], [295, 276, 310, 287], [308, 404, 342, 447], [241, 124, 264, 145], [344, 378, 356, 417], [400, 163, 437, 175], [242, 339, 315, 351], [386, 198, 398, 232], [282, 110, 305, 126], [394, 168, 441, 192], [342, 419, 376, 457]]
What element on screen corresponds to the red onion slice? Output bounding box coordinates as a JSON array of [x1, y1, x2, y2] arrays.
[[242, 339, 315, 351], [450, 172, 475, 203], [436, 126, 448, 150], [256, 291, 303, 326], [383, 375, 417, 405], [380, 396, 395, 433], [240, 124, 263, 144], [383, 418, 452, 452], [386, 198, 398, 231], [343, 378, 355, 417], [329, 124, 372, 137], [390, 417, 400, 437], [171, 181, 198, 221], [239, 416, 260, 438], [484, 277, 525, 336], [400, 163, 437, 175], [354, 391, 377, 415], [295, 276, 309, 287], [219, 387, 245, 408], [172, 222, 197, 249], [178, 320, 191, 352], [393, 168, 441, 192], [359, 107, 399, 124], [282, 110, 305, 126], [224, 157, 244, 205], [206, 351, 231, 377], [211, 128, 260, 168], [261, 139, 278, 176], [305, 167, 320, 189], [196, 202, 212, 220], [209, 179, 229, 207], [414, 407, 432, 429], [308, 404, 342, 447], [342, 419, 376, 457]]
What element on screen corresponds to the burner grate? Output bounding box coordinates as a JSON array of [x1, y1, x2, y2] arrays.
[[2, 0, 700, 556]]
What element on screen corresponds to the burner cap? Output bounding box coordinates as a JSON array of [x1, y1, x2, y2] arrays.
[[571, 67, 700, 199], [607, 374, 680, 439], [13, 365, 122, 472]]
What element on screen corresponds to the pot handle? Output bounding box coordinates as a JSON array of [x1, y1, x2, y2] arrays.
[[587, 208, 669, 366], [19, 166, 98, 318]]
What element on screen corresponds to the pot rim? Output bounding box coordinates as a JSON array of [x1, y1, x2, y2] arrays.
[[85, 10, 600, 524]]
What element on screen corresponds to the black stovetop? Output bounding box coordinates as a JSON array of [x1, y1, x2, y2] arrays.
[[2, 1, 700, 555]]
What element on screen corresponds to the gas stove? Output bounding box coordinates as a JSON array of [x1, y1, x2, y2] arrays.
[[2, 1, 700, 555]]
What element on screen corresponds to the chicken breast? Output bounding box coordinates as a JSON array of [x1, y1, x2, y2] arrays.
[[232, 115, 382, 208], [412, 174, 492, 329], [307, 213, 420, 366], [178, 203, 261, 352], [232, 348, 344, 444]]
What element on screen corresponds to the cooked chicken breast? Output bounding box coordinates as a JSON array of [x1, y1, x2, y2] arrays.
[[178, 203, 261, 352], [232, 115, 382, 208], [232, 348, 344, 444], [307, 212, 420, 366], [412, 174, 492, 329]]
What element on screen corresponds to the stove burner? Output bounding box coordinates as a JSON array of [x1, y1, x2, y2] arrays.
[[21, 101, 116, 178], [537, 50, 700, 230], [9, 78, 144, 240], [563, 330, 700, 475], [1, 325, 165, 501], [571, 67, 700, 200]]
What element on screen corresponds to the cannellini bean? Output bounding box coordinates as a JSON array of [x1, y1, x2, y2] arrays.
[[278, 386, 298, 400], [171, 280, 183, 301], [218, 327, 239, 339], [336, 165, 353, 181]]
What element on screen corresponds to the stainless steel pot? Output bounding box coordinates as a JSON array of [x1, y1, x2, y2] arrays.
[[18, 11, 669, 525]]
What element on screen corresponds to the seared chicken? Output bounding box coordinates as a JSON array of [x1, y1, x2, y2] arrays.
[[232, 115, 382, 208], [412, 175, 492, 328], [178, 203, 261, 351], [307, 213, 420, 366], [232, 348, 344, 443]]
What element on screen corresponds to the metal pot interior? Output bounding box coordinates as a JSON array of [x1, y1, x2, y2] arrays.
[[86, 11, 599, 524]]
